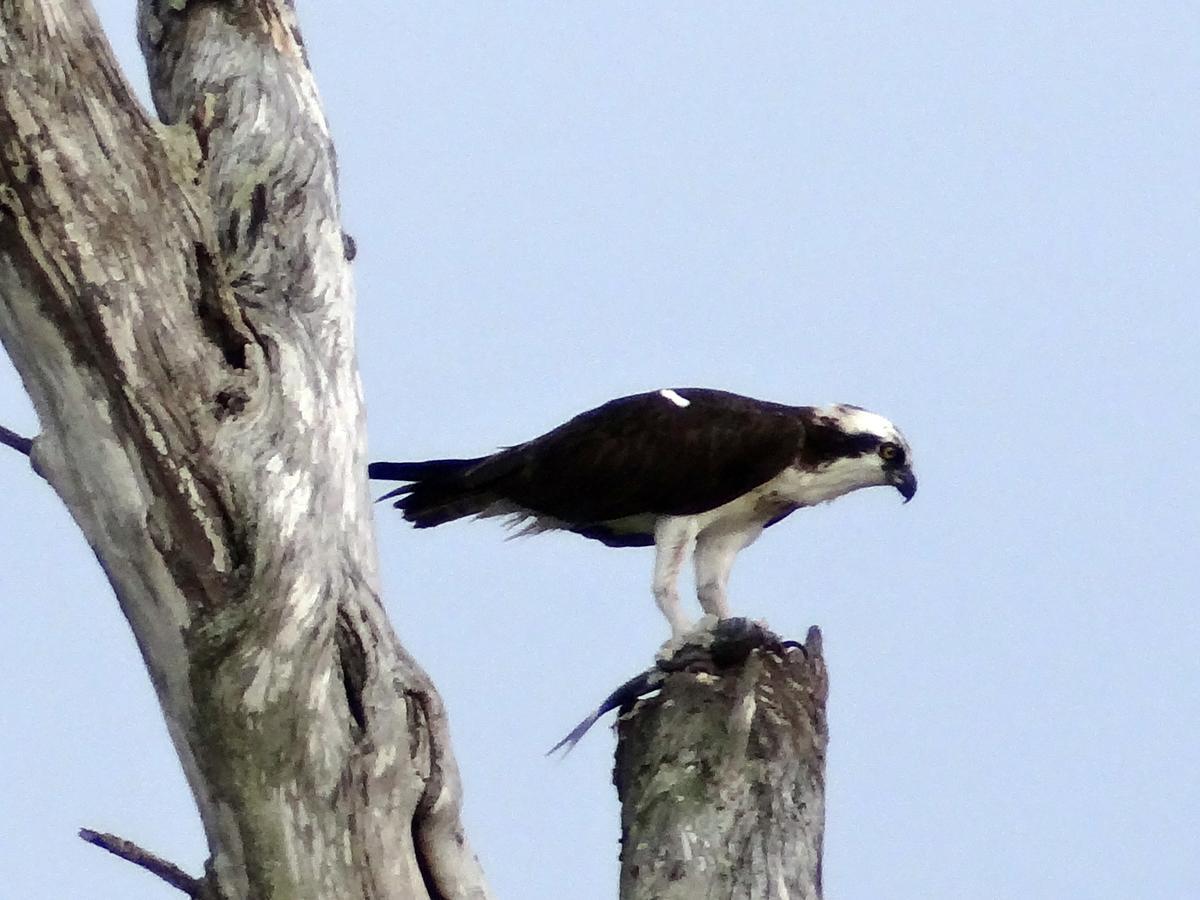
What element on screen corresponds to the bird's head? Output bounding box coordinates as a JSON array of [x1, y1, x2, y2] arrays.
[[800, 404, 917, 503]]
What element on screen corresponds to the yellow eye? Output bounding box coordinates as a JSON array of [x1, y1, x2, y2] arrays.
[[879, 442, 899, 461]]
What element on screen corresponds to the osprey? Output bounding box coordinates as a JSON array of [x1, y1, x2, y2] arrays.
[[370, 388, 916, 637]]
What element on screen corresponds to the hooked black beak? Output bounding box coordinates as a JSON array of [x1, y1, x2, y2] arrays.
[[893, 467, 917, 503]]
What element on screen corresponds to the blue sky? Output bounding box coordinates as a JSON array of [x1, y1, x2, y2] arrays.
[[1, 4, 1196, 898]]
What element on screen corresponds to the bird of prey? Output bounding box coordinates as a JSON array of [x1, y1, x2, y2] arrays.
[[369, 388, 916, 637]]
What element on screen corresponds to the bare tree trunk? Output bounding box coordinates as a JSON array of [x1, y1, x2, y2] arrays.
[[614, 622, 827, 900], [0, 2, 489, 898]]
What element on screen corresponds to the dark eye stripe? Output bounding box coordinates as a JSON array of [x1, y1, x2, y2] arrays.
[[799, 421, 898, 466], [879, 442, 906, 465]]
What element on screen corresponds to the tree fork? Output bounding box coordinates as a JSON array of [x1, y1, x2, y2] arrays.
[[615, 621, 828, 900]]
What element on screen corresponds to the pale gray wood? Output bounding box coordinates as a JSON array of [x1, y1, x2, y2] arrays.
[[615, 623, 827, 900], [0, 2, 489, 897]]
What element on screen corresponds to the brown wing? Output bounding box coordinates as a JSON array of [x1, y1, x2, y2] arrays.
[[460, 389, 806, 523]]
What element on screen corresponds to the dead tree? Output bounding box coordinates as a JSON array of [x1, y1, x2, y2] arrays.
[[0, 2, 489, 897], [612, 621, 828, 900]]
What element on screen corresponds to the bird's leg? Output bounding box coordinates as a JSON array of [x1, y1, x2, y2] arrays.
[[652, 517, 699, 638], [693, 526, 763, 620]]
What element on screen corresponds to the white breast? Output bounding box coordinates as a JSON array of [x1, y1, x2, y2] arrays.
[[691, 460, 885, 534]]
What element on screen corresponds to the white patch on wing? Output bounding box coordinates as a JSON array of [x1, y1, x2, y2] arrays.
[[659, 388, 690, 408]]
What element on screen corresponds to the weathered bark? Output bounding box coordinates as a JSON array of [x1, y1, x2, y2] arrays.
[[615, 622, 827, 900], [0, 2, 489, 898]]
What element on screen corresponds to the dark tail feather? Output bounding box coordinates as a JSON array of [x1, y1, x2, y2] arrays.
[[368, 456, 494, 527], [547, 668, 665, 755], [376, 483, 413, 503], [368, 458, 474, 483]]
